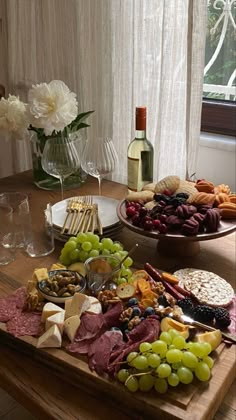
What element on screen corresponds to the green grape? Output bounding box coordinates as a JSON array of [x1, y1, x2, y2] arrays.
[[120, 267, 133, 278], [117, 277, 127, 285], [190, 343, 206, 358], [125, 376, 139, 392], [69, 249, 80, 262], [203, 356, 214, 369], [168, 344, 176, 350], [148, 353, 161, 368], [171, 362, 182, 371], [64, 241, 77, 252], [112, 252, 122, 261], [117, 369, 130, 383], [91, 241, 101, 250], [123, 257, 133, 268], [127, 352, 138, 365], [139, 374, 155, 392], [182, 351, 198, 369], [59, 254, 71, 266], [119, 250, 128, 259], [200, 342, 212, 357], [168, 373, 180, 387], [172, 336, 186, 350], [101, 238, 114, 250], [132, 355, 149, 370], [166, 349, 183, 364], [154, 378, 168, 394], [152, 340, 167, 355], [81, 241, 92, 252], [195, 362, 211, 382], [78, 250, 89, 262], [89, 249, 100, 258], [177, 366, 194, 384], [111, 242, 123, 252], [168, 329, 181, 340], [139, 342, 152, 353], [156, 363, 172, 378], [159, 332, 172, 345], [68, 236, 77, 242], [76, 232, 88, 243], [86, 232, 100, 244], [101, 248, 110, 256]]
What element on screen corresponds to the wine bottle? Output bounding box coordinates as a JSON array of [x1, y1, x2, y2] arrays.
[[127, 106, 154, 192]]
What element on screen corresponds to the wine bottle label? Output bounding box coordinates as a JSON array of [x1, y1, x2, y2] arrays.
[[128, 156, 140, 191]]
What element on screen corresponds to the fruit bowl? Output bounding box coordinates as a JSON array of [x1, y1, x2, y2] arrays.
[[117, 200, 236, 256]]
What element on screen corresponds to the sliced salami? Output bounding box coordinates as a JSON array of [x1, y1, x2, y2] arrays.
[[7, 311, 44, 337], [0, 287, 27, 322]]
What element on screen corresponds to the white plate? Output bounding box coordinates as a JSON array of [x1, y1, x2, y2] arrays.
[[52, 196, 120, 230]]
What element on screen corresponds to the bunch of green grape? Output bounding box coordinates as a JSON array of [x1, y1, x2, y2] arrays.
[[59, 232, 133, 283], [117, 329, 214, 393]]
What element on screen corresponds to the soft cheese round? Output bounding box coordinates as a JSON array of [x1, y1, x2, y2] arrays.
[[174, 269, 234, 307]]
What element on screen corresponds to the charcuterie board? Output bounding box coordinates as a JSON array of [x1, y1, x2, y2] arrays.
[[0, 272, 235, 420]]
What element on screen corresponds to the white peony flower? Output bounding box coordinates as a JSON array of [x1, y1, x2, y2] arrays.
[[0, 95, 29, 137], [28, 80, 78, 135]]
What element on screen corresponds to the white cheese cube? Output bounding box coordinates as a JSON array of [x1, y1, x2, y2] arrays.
[[45, 310, 65, 334], [36, 325, 62, 348], [64, 315, 81, 342], [41, 302, 64, 322], [65, 293, 91, 319]]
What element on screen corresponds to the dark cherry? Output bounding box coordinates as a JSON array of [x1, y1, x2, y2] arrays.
[[152, 219, 161, 229], [126, 206, 137, 217], [159, 200, 167, 207], [158, 223, 168, 233], [133, 202, 142, 211], [143, 220, 154, 231], [159, 214, 168, 223], [132, 214, 141, 227], [139, 206, 148, 217]]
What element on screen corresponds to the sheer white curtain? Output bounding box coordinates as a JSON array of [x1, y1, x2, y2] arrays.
[[76, 0, 207, 184], [1, 0, 207, 184]]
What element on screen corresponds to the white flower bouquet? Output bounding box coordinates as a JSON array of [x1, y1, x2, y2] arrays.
[[0, 80, 94, 189]]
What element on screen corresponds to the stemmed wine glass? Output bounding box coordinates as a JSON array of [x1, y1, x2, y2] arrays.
[[42, 134, 80, 200], [81, 137, 118, 195]]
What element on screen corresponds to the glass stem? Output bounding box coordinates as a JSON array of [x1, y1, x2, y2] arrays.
[[60, 176, 65, 200], [98, 176, 102, 196]]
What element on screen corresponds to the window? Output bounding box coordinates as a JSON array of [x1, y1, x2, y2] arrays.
[[201, 0, 236, 136]]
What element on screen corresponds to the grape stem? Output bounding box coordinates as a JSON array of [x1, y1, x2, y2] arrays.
[[125, 370, 154, 387]]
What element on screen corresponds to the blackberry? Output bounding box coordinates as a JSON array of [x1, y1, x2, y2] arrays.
[[158, 294, 168, 307], [194, 305, 215, 323], [214, 307, 231, 328], [176, 193, 189, 199], [177, 298, 194, 316]]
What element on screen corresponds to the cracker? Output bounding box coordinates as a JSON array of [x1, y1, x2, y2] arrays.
[[175, 269, 234, 307]]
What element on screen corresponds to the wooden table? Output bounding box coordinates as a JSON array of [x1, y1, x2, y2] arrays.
[[0, 171, 235, 420]]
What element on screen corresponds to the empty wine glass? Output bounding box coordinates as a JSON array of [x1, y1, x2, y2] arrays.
[[42, 134, 80, 200], [81, 137, 118, 195]]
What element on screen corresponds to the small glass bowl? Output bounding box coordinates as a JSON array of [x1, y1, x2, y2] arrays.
[[37, 269, 86, 303], [84, 255, 121, 294]]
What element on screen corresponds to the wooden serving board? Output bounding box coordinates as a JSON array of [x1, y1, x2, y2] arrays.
[[0, 273, 235, 420]]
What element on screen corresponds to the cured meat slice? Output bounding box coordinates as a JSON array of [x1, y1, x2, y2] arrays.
[[108, 317, 160, 375], [7, 312, 44, 337], [74, 312, 105, 342], [88, 330, 124, 374], [103, 301, 123, 328], [0, 300, 20, 322], [0, 287, 27, 322]]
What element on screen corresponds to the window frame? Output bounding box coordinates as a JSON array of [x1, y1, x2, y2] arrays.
[[201, 99, 236, 137]]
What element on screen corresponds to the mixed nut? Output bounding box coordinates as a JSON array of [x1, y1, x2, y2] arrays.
[[39, 270, 84, 298]]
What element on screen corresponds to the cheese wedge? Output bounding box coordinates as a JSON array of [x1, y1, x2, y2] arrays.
[[33, 268, 49, 282], [37, 325, 62, 348], [64, 315, 81, 342], [50, 263, 66, 271], [87, 296, 102, 314], [45, 310, 65, 334], [65, 293, 91, 319], [41, 302, 64, 322]]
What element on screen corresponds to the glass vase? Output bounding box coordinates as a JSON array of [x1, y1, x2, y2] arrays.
[[30, 131, 87, 191]]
